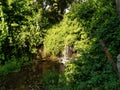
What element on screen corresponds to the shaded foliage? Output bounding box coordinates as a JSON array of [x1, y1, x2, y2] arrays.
[[44, 0, 120, 89]]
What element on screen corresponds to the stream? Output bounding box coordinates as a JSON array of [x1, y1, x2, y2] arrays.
[[0, 44, 76, 90], [0, 60, 65, 90]]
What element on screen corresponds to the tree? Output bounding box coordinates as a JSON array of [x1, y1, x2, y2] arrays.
[[35, 0, 75, 23], [0, 4, 8, 64], [0, 0, 49, 65]]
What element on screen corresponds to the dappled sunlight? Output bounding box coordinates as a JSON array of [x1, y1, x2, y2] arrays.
[[0, 0, 120, 89]]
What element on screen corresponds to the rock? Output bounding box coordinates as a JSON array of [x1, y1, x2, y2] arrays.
[[117, 54, 120, 76]]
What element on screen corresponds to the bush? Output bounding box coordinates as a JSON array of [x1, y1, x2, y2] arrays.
[[0, 57, 20, 75]]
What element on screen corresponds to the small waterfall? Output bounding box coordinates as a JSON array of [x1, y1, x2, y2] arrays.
[[61, 45, 69, 64], [60, 44, 76, 64]]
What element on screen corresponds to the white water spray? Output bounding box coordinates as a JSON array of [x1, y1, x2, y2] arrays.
[[61, 45, 69, 64]]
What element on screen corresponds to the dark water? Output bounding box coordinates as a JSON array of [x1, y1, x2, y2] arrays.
[[0, 60, 65, 90]]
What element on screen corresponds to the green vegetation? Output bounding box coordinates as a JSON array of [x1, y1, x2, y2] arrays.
[[0, 0, 120, 89]]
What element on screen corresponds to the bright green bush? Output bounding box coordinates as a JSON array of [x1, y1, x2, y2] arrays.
[[44, 16, 80, 55]]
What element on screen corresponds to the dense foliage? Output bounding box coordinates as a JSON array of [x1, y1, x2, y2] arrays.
[[0, 0, 49, 74], [0, 0, 120, 89], [44, 0, 120, 89], [44, 16, 79, 55]]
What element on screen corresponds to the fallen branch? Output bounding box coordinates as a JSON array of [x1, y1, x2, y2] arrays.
[[99, 39, 119, 78]]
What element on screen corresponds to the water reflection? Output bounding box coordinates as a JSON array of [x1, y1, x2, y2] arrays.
[[0, 60, 65, 90]]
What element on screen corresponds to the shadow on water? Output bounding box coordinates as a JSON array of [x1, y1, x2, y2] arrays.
[[0, 60, 65, 90]]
